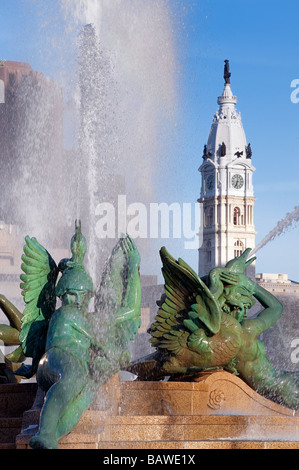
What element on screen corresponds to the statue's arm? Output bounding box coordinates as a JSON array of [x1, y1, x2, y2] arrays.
[[217, 272, 283, 336], [223, 273, 283, 335], [116, 240, 141, 323], [248, 281, 283, 335], [0, 294, 22, 330], [208, 267, 226, 299], [116, 273, 141, 323], [71, 319, 95, 343]]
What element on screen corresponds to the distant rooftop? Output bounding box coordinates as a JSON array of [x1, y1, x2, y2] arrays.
[[256, 273, 290, 284]]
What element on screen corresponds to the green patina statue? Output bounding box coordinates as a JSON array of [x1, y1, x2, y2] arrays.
[[1, 225, 299, 448], [14, 221, 141, 449], [128, 247, 299, 410], [0, 296, 25, 383]]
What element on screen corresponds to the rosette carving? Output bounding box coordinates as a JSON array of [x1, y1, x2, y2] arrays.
[[208, 389, 225, 409]]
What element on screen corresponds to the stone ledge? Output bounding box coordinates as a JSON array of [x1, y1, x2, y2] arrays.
[[14, 371, 299, 449], [16, 413, 299, 448], [96, 440, 299, 450], [120, 371, 299, 417]]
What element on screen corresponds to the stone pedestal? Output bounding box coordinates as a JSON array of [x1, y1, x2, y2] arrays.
[[15, 371, 299, 449]]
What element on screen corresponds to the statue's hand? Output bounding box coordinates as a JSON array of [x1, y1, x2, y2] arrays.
[[219, 271, 239, 285], [122, 236, 140, 271], [219, 271, 255, 295]]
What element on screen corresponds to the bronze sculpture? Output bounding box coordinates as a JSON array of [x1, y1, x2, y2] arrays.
[[16, 222, 141, 449], [128, 247, 299, 411], [1, 221, 299, 448], [219, 142, 226, 157], [246, 143, 252, 159], [0, 295, 25, 383], [224, 59, 231, 85]]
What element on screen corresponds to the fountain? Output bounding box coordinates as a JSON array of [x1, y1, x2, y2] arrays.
[[0, 0, 177, 278], [0, 0, 176, 450], [1, 236, 298, 449], [0, 0, 299, 452]]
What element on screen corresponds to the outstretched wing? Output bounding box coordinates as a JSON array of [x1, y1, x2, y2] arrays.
[[19, 236, 59, 371], [149, 247, 221, 355], [93, 235, 141, 364]]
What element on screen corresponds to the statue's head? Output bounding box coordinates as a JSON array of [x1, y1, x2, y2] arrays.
[[55, 221, 93, 310], [225, 248, 256, 274], [55, 266, 94, 310], [220, 284, 255, 323], [217, 249, 256, 322]]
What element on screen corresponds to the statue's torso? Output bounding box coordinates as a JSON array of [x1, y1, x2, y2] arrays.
[[46, 304, 91, 362]]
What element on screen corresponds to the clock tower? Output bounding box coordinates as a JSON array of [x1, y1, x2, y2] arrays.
[[198, 60, 256, 277]]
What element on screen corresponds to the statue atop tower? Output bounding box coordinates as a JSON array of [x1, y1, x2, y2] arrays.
[[224, 59, 231, 84]]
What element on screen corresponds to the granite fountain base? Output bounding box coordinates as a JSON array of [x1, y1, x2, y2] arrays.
[[14, 370, 299, 449]]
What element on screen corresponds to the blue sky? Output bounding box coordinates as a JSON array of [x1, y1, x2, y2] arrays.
[[165, 0, 299, 280], [1, 0, 299, 280]]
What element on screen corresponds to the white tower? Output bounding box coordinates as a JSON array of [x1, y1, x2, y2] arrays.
[[198, 60, 256, 277]]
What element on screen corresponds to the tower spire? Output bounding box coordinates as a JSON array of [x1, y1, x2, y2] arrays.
[[224, 59, 231, 84]]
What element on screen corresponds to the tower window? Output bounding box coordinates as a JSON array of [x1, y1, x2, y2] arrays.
[[234, 240, 244, 257], [247, 205, 253, 224], [233, 207, 244, 225], [233, 207, 241, 225], [208, 207, 213, 226], [0, 255, 14, 266], [206, 240, 212, 264], [204, 207, 214, 227]]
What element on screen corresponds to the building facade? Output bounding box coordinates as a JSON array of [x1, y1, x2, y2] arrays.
[[0, 60, 66, 247], [198, 61, 256, 277]]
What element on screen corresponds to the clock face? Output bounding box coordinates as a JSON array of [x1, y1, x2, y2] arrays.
[[232, 174, 244, 189], [206, 174, 214, 191]]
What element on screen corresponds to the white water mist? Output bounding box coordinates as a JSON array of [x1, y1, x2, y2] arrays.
[[11, 0, 177, 283]]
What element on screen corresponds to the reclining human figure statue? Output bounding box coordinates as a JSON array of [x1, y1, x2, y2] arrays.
[[128, 247, 299, 411], [13, 222, 141, 449]]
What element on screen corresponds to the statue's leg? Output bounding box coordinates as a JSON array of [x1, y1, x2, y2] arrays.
[[0, 324, 20, 345], [5, 345, 25, 362], [55, 382, 94, 442], [30, 349, 87, 449], [241, 349, 299, 410]]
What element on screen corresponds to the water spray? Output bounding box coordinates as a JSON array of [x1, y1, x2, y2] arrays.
[[251, 205, 299, 256]]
